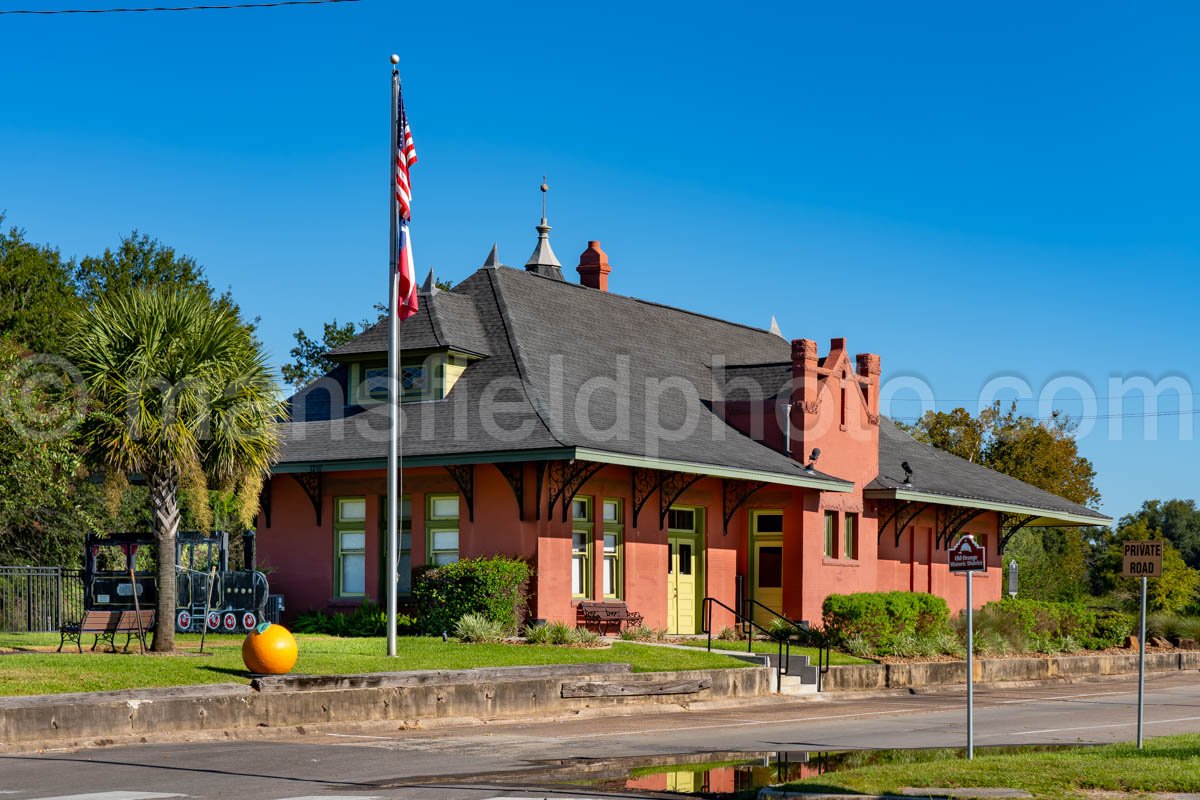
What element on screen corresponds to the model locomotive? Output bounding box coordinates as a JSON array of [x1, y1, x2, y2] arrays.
[[83, 531, 271, 633]]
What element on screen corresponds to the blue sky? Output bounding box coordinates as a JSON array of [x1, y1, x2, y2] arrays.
[[2, 0, 1197, 520]]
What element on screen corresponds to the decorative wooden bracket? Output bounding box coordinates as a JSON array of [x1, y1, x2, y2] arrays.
[[631, 467, 664, 528], [722, 479, 766, 535], [876, 499, 905, 542], [444, 464, 476, 522], [548, 460, 605, 522], [999, 513, 1039, 553], [260, 478, 272, 529], [288, 467, 323, 526], [659, 472, 704, 528], [495, 462, 525, 521], [936, 506, 986, 549], [891, 501, 932, 547]]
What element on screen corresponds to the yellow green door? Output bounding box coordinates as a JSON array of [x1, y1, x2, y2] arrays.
[[667, 506, 703, 635], [753, 542, 784, 627], [668, 535, 698, 634]]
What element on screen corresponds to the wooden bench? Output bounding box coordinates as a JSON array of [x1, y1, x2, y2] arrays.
[[58, 610, 155, 653], [577, 600, 644, 635]]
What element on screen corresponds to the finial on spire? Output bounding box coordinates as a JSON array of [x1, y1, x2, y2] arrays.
[[769, 315, 784, 338], [525, 176, 563, 279], [482, 243, 502, 269]]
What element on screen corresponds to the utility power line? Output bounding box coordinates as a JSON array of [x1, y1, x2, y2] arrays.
[[0, 0, 358, 15]]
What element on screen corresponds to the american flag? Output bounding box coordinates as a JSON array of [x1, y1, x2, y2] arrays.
[[395, 88, 419, 320]]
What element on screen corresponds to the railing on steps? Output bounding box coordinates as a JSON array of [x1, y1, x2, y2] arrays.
[[703, 595, 833, 692], [701, 596, 791, 693]]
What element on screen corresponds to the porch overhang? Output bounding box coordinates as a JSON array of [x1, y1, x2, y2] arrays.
[[863, 487, 1111, 527], [273, 446, 854, 492]]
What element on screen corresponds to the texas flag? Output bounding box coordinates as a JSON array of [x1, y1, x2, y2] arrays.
[[395, 89, 418, 320]]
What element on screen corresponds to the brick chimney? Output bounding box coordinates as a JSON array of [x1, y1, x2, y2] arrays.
[[577, 241, 612, 291], [787, 337, 881, 486]]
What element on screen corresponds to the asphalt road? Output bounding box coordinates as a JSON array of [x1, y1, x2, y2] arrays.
[[3, 671, 1200, 799]]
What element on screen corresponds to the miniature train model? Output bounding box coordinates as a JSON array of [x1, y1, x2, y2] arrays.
[[84, 531, 270, 634]]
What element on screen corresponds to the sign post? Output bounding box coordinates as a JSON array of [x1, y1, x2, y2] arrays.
[[949, 534, 987, 761], [1122, 540, 1163, 750]]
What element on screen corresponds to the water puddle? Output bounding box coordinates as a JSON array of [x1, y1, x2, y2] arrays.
[[526, 745, 1086, 799]]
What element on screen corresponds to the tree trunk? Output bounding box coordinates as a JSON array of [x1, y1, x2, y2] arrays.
[[149, 466, 181, 653]]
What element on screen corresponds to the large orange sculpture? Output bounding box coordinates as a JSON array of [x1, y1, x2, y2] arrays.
[[242, 622, 298, 675]]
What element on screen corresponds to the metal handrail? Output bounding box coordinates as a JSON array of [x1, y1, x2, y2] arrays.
[[701, 596, 790, 693]]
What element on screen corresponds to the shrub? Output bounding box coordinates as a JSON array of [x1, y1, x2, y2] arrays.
[[619, 624, 667, 642], [1174, 617, 1200, 643], [291, 603, 417, 637], [570, 626, 602, 646], [843, 634, 874, 660], [526, 620, 573, 645], [1085, 610, 1135, 650], [717, 626, 741, 641], [767, 617, 801, 641], [822, 592, 951, 655], [412, 556, 532, 636], [988, 598, 1095, 641], [1146, 612, 1182, 640], [454, 613, 507, 643]]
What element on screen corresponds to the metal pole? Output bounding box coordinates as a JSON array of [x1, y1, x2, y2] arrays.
[[385, 57, 401, 658], [966, 569, 974, 760], [1138, 575, 1147, 749]]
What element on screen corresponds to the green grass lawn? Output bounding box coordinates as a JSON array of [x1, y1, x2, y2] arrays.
[[778, 735, 1200, 800], [0, 632, 749, 697], [670, 637, 872, 665]]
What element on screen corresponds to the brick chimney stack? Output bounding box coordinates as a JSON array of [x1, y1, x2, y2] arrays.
[[577, 241, 612, 291]]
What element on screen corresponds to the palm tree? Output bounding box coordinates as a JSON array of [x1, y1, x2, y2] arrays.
[[69, 288, 281, 652]]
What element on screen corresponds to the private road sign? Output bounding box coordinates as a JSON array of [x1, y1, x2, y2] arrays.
[[949, 534, 987, 573], [1122, 540, 1164, 578]]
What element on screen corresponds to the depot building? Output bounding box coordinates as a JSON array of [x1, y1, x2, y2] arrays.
[[258, 213, 1110, 632]]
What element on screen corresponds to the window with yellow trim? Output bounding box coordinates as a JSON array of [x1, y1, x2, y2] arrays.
[[843, 512, 858, 560], [571, 496, 592, 598], [335, 497, 367, 598], [823, 510, 837, 558], [602, 498, 623, 598], [426, 494, 460, 566]]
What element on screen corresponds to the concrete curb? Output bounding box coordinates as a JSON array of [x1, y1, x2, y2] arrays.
[[823, 651, 1200, 692], [0, 662, 770, 749]]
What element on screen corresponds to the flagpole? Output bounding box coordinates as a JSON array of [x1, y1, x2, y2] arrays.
[[386, 54, 401, 658]]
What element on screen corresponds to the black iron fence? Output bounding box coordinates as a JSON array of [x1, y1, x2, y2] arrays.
[[0, 566, 85, 633]]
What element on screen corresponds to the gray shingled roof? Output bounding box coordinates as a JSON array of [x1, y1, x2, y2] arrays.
[[278, 267, 848, 488], [278, 267, 1111, 524], [327, 290, 490, 359], [867, 418, 1110, 524]]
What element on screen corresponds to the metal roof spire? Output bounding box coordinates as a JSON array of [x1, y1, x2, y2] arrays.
[[525, 176, 564, 280], [482, 243, 502, 269]]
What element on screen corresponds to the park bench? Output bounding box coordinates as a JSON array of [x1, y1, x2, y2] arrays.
[[58, 609, 155, 653], [577, 600, 644, 635]]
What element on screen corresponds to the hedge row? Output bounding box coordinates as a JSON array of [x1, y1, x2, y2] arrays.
[[822, 591, 950, 652], [412, 556, 533, 636]]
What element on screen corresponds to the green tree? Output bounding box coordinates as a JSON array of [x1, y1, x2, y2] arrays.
[[0, 220, 81, 354], [280, 318, 363, 390], [75, 232, 209, 305], [0, 339, 98, 565], [1005, 527, 1091, 603], [903, 402, 1101, 601], [68, 288, 281, 651], [1119, 499, 1200, 570], [904, 402, 1099, 507], [1094, 519, 1200, 613]]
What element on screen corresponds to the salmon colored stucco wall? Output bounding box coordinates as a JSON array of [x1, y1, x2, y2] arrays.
[[874, 509, 1004, 613]]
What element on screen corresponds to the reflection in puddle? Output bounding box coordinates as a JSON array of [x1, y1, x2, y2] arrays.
[[546, 745, 1084, 798]]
